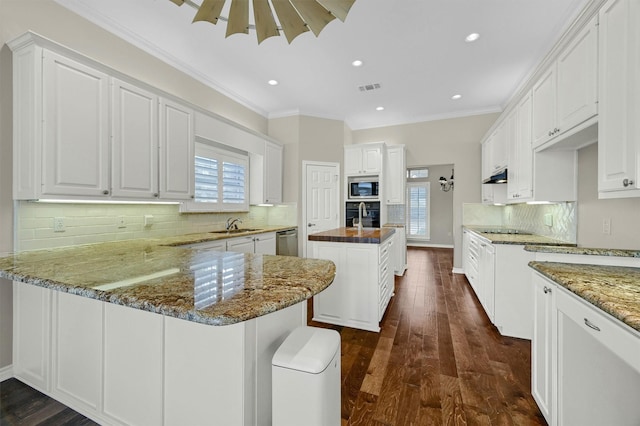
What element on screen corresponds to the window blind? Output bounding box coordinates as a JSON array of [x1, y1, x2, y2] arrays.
[[407, 182, 430, 239]]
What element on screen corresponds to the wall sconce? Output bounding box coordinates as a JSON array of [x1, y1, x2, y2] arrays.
[[439, 170, 454, 192]]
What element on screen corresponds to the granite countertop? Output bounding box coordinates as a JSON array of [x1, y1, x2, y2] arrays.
[[0, 231, 335, 326], [465, 226, 575, 246], [525, 245, 640, 257], [161, 225, 296, 247], [529, 261, 640, 333], [308, 227, 395, 244]]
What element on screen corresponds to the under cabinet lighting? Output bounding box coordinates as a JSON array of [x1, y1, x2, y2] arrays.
[[33, 199, 181, 205]]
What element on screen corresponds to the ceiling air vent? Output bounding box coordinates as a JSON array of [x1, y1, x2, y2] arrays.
[[358, 83, 382, 92]]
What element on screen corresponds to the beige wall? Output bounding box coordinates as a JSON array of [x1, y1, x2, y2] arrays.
[[352, 113, 500, 269], [577, 143, 640, 249]]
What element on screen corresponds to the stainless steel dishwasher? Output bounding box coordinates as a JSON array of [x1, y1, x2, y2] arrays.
[[276, 228, 298, 256]]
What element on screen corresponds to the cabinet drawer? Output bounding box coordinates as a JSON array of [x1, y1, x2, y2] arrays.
[[379, 240, 392, 264], [556, 287, 640, 374]]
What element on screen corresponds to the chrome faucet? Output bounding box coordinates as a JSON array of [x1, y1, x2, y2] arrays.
[[226, 217, 242, 231], [357, 202, 368, 232]]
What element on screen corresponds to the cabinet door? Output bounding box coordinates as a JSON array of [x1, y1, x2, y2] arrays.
[[362, 145, 382, 174], [226, 236, 255, 253], [479, 242, 495, 323], [264, 141, 283, 204], [385, 146, 405, 204], [481, 140, 494, 204], [532, 67, 557, 148], [509, 92, 533, 201], [491, 121, 508, 173], [598, 0, 640, 194], [557, 16, 598, 133], [254, 233, 276, 255], [344, 147, 364, 175], [112, 79, 159, 199], [531, 273, 555, 425], [160, 98, 194, 200], [42, 51, 110, 197]]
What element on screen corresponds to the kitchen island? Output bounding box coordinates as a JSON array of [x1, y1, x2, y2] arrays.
[[0, 237, 336, 426], [308, 227, 395, 332]]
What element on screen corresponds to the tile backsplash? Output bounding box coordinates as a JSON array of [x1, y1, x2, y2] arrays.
[[463, 202, 577, 243], [16, 201, 297, 252]]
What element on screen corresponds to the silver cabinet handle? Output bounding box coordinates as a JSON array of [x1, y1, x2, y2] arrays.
[[623, 178, 634, 187], [543, 286, 552, 294], [584, 318, 601, 332], [308, 223, 316, 227], [102, 190, 109, 195]]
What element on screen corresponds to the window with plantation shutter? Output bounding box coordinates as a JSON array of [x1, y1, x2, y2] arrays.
[[406, 181, 430, 240], [184, 141, 249, 212]]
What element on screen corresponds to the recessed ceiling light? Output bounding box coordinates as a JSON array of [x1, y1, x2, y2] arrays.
[[465, 33, 480, 42], [451, 94, 462, 100], [352, 60, 363, 67], [376, 106, 385, 111], [268, 79, 279, 86]]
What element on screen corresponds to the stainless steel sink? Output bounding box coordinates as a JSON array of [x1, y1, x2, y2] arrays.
[[210, 228, 260, 234]]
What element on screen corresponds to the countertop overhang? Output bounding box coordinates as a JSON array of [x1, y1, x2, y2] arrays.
[[0, 229, 335, 326], [308, 227, 395, 244], [465, 226, 575, 246]]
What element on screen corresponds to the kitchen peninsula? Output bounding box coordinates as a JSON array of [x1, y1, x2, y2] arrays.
[[308, 227, 395, 332], [0, 236, 336, 426]]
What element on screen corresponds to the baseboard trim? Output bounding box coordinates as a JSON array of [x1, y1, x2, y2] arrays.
[[452, 267, 465, 275], [0, 365, 13, 382]]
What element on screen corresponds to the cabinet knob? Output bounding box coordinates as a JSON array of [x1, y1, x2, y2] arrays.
[[543, 286, 552, 294], [102, 190, 109, 195], [308, 223, 316, 227], [623, 178, 634, 187], [153, 193, 159, 198], [190, 195, 195, 199]]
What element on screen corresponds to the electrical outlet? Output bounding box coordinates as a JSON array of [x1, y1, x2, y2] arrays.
[[117, 216, 126, 229], [144, 215, 154, 227], [543, 213, 553, 227], [53, 217, 65, 232], [602, 218, 611, 235]]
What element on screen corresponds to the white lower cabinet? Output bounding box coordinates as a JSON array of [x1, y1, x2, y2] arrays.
[[478, 241, 495, 323], [532, 271, 640, 425], [310, 239, 393, 332], [12, 282, 307, 426], [226, 232, 276, 255]]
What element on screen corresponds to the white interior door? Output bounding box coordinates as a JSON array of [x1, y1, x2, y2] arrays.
[[302, 162, 340, 257]]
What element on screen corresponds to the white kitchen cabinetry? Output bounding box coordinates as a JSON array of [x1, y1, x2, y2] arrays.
[[310, 238, 393, 332], [226, 232, 276, 255], [250, 141, 283, 205], [111, 78, 159, 199], [159, 98, 194, 201], [531, 273, 556, 425], [481, 139, 495, 204], [508, 92, 534, 201], [344, 143, 383, 175], [531, 271, 640, 425], [532, 17, 598, 149], [478, 240, 495, 323], [389, 226, 407, 275], [385, 145, 406, 204], [598, 0, 640, 197]]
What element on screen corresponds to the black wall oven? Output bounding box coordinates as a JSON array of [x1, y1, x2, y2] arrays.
[[345, 201, 380, 228]]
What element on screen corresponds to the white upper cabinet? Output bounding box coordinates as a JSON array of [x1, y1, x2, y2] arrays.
[[250, 141, 283, 205], [159, 98, 194, 200], [533, 16, 598, 149], [111, 79, 159, 199], [41, 51, 110, 197], [508, 91, 533, 201], [385, 145, 405, 204], [344, 144, 382, 175], [598, 0, 640, 197]]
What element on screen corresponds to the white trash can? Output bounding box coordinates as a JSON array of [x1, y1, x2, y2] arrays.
[[272, 326, 341, 426]]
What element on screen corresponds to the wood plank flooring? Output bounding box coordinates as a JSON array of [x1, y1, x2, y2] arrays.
[[1, 247, 545, 425], [309, 247, 546, 426]]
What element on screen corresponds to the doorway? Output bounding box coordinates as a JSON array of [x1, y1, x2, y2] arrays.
[[301, 161, 340, 257]]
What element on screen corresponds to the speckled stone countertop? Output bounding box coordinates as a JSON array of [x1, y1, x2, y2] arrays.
[[0, 231, 336, 326], [525, 245, 640, 257], [529, 261, 640, 333], [465, 226, 575, 246], [308, 227, 395, 244]]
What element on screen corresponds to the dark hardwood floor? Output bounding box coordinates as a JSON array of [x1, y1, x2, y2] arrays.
[[309, 247, 546, 426], [1, 247, 544, 425]]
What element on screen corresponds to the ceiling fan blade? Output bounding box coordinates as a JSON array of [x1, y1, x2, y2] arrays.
[[271, 0, 309, 44], [193, 0, 227, 24], [226, 0, 250, 36], [316, 0, 355, 22], [289, 0, 335, 37], [169, 0, 185, 6], [253, 0, 279, 44]]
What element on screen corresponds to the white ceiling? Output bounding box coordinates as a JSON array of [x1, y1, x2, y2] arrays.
[[54, 0, 589, 130]]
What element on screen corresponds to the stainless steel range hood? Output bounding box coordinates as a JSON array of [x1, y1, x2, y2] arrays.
[[483, 168, 508, 184]]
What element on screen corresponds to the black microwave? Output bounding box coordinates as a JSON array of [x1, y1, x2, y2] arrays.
[[348, 176, 379, 199]]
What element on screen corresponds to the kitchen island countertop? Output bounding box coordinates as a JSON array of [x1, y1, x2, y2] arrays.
[[308, 226, 395, 244], [0, 233, 335, 326], [465, 226, 575, 246], [529, 261, 640, 333]]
